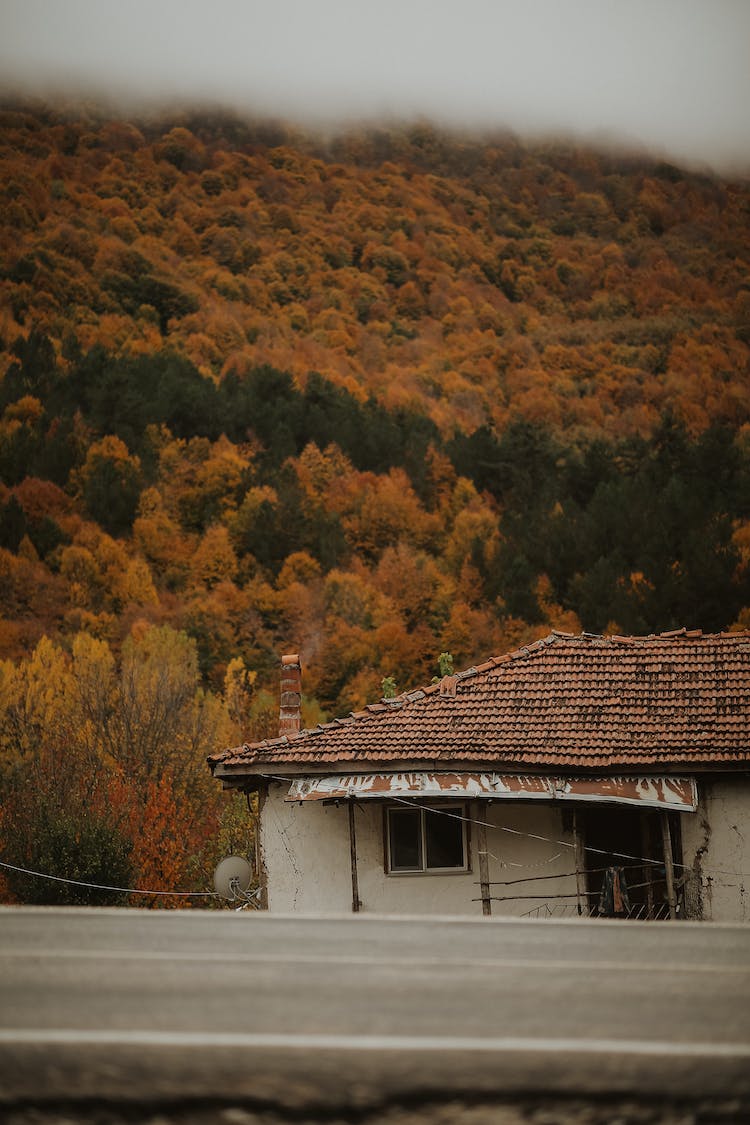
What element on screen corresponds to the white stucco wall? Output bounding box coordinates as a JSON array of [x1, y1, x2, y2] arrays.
[[680, 777, 750, 923], [260, 776, 750, 920], [261, 782, 580, 916]]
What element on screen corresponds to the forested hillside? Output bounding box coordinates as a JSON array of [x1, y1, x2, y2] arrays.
[[1, 100, 749, 901]]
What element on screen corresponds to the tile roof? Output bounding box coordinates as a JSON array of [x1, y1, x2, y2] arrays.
[[208, 630, 750, 777]]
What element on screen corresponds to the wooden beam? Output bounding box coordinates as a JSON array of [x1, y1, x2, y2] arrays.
[[348, 799, 361, 913], [254, 785, 269, 911], [640, 811, 655, 921], [475, 801, 492, 916], [572, 810, 587, 916], [660, 810, 678, 921]]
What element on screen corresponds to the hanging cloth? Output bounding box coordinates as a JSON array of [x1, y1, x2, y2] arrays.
[[598, 865, 631, 917]]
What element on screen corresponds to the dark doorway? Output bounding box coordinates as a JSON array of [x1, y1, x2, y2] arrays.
[[582, 806, 680, 919]]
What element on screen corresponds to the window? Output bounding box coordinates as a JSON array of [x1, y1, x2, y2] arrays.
[[386, 804, 468, 873]]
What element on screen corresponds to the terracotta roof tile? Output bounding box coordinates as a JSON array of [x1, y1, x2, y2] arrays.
[[208, 631, 750, 775]]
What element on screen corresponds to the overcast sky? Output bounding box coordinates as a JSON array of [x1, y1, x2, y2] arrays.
[[1, 0, 749, 171]]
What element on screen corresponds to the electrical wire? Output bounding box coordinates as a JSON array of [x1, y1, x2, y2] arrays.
[[0, 858, 220, 898], [386, 792, 676, 870], [384, 793, 750, 880], [14, 780, 735, 903], [489, 849, 563, 869], [259, 772, 750, 881], [485, 867, 609, 887]]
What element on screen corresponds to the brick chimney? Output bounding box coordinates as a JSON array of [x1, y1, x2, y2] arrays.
[[279, 654, 302, 738]]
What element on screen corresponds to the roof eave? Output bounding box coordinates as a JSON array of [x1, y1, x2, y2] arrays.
[[211, 756, 750, 781]]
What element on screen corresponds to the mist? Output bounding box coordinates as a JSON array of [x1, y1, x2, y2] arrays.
[[1, 0, 749, 173]]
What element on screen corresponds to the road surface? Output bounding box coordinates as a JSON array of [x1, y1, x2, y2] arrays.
[[0, 907, 749, 1116]]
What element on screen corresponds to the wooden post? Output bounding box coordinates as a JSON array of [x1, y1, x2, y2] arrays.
[[348, 800, 361, 913], [572, 810, 587, 916], [254, 785, 269, 910], [660, 810, 678, 920], [475, 801, 492, 916], [640, 812, 655, 921]]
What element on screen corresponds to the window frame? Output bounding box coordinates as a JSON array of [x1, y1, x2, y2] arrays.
[[384, 802, 471, 876]]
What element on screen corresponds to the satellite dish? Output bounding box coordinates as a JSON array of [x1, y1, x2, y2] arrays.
[[214, 855, 253, 901]]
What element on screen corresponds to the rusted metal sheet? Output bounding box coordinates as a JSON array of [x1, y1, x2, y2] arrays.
[[285, 772, 698, 811], [558, 775, 697, 810]]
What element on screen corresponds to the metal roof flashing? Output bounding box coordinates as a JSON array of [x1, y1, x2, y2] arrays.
[[284, 772, 698, 811]]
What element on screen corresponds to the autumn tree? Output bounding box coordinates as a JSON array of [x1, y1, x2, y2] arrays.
[[77, 435, 143, 536], [0, 626, 234, 906], [0, 636, 133, 905]]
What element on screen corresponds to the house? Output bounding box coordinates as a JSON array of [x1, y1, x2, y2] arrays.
[[207, 630, 750, 922]]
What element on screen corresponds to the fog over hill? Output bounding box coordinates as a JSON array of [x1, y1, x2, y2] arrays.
[[1, 0, 749, 174]]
